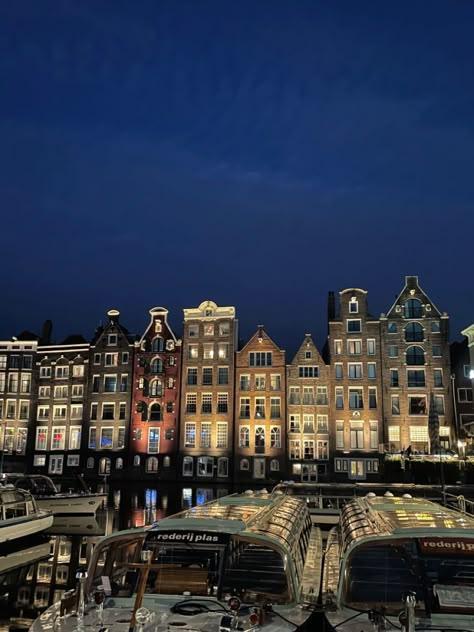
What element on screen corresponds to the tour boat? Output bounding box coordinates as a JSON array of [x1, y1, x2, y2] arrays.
[[2, 474, 106, 515], [0, 535, 51, 574], [31, 491, 323, 631], [322, 493, 474, 631], [0, 485, 53, 543]]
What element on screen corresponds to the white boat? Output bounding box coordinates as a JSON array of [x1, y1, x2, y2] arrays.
[[0, 485, 53, 544], [322, 492, 474, 631], [2, 474, 106, 515], [0, 536, 51, 573], [31, 490, 323, 631]]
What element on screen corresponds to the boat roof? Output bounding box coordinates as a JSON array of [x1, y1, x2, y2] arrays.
[[340, 495, 474, 552]]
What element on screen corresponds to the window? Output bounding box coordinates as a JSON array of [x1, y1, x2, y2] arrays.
[[434, 395, 445, 415], [434, 369, 443, 387], [120, 375, 128, 392], [270, 459, 280, 472], [163, 456, 170, 467], [239, 426, 250, 448], [2, 428, 14, 453], [201, 393, 212, 414], [270, 397, 280, 419], [202, 367, 213, 385], [146, 456, 159, 472], [255, 375, 266, 390], [72, 384, 83, 398], [186, 394, 197, 414], [368, 387, 377, 409], [240, 374, 250, 391], [49, 455, 64, 475], [185, 423, 196, 448], [16, 428, 27, 454], [432, 345, 442, 358], [407, 369, 425, 387], [431, 321, 440, 333], [240, 458, 250, 471], [347, 340, 362, 355], [93, 354, 101, 365], [409, 425, 428, 442], [390, 369, 399, 387], [186, 368, 197, 385], [8, 374, 18, 393], [34, 455, 46, 466], [188, 324, 199, 337], [52, 427, 66, 450], [367, 363, 376, 379], [391, 395, 400, 415], [409, 396, 427, 415], [102, 403, 115, 420], [388, 345, 398, 358], [188, 345, 198, 360], [458, 388, 473, 403], [336, 387, 344, 409], [289, 386, 300, 404], [348, 363, 362, 379], [40, 366, 52, 378], [71, 404, 83, 419], [404, 299, 422, 319], [104, 375, 117, 392], [151, 358, 164, 374], [6, 400, 16, 419], [108, 334, 117, 346], [92, 375, 100, 393], [347, 319, 361, 333], [298, 366, 319, 378], [36, 427, 48, 450], [198, 456, 214, 477], [133, 455, 141, 467], [148, 428, 160, 454], [87, 456, 94, 468], [122, 352, 129, 364], [0, 374, 5, 392], [270, 426, 281, 448], [100, 428, 113, 448], [90, 403, 98, 420], [0, 355, 6, 369], [150, 379, 163, 397], [217, 393, 228, 414], [303, 440, 315, 460], [149, 403, 162, 421], [388, 322, 398, 334], [204, 323, 214, 336], [388, 426, 400, 442], [349, 388, 363, 409], [55, 366, 69, 379], [217, 457, 229, 477], [255, 426, 265, 448], [367, 339, 376, 355], [290, 440, 301, 459], [464, 365, 473, 378], [19, 400, 30, 419], [369, 421, 378, 449], [21, 374, 31, 393], [406, 346, 425, 365], [303, 414, 315, 433], [219, 322, 230, 336], [317, 440, 329, 460], [350, 422, 364, 449], [255, 397, 265, 418], [200, 422, 211, 448], [334, 340, 342, 355], [316, 386, 328, 405], [289, 414, 300, 433], [218, 367, 229, 385], [53, 405, 67, 420], [303, 386, 314, 405], [166, 401, 173, 413], [203, 344, 214, 360], [336, 421, 344, 449], [151, 337, 164, 353], [72, 364, 84, 377], [305, 350, 312, 359], [240, 397, 250, 418], [216, 422, 227, 448], [335, 363, 343, 379], [317, 414, 328, 434], [249, 352, 272, 367], [405, 322, 424, 342], [270, 374, 281, 391], [218, 344, 229, 359], [349, 299, 358, 313], [69, 426, 81, 450]]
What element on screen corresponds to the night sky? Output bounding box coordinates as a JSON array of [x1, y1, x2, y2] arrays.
[[1, 1, 473, 357]]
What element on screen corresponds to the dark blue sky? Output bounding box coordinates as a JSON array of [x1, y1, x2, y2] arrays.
[[1, 0, 473, 356]]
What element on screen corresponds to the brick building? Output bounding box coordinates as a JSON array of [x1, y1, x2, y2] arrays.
[[328, 289, 383, 480], [179, 301, 237, 481], [234, 325, 286, 482], [130, 307, 181, 479], [287, 334, 330, 482]]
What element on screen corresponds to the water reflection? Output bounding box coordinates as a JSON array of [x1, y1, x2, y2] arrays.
[[0, 483, 228, 631]]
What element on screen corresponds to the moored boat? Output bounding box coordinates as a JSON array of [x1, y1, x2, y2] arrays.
[[31, 490, 323, 631], [322, 493, 474, 631], [2, 474, 106, 515], [0, 485, 53, 544]]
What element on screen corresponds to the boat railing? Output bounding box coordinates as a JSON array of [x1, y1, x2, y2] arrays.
[[0, 491, 36, 520], [443, 492, 474, 516]]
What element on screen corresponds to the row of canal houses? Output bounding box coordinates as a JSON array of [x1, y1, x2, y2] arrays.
[[1, 275, 473, 484]]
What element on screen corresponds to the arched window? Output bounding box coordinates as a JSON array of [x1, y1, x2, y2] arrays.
[[217, 457, 229, 477], [87, 457, 94, 469], [150, 380, 163, 397], [163, 456, 171, 468], [151, 358, 164, 374], [404, 322, 424, 342], [183, 456, 193, 476], [115, 457, 123, 470], [149, 403, 162, 422], [99, 458, 111, 475], [270, 427, 281, 449], [152, 337, 164, 353], [133, 455, 141, 467], [406, 346, 425, 366], [404, 298, 422, 319], [240, 458, 250, 471], [146, 457, 159, 473], [270, 459, 280, 472], [255, 427, 265, 448]]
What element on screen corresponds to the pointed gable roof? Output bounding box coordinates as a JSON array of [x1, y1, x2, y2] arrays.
[[91, 309, 136, 345], [239, 324, 284, 353], [138, 306, 179, 345], [289, 333, 326, 366], [385, 275, 444, 318]]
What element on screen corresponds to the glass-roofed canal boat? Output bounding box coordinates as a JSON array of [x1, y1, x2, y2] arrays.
[[31, 490, 323, 632], [322, 493, 474, 632]]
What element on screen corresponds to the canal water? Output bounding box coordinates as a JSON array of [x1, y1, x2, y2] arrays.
[[0, 482, 232, 631]]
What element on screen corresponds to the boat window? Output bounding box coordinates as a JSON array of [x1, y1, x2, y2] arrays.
[[344, 539, 474, 614], [0, 490, 28, 519], [31, 477, 58, 495]]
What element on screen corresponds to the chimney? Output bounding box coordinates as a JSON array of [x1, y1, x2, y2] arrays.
[[40, 320, 53, 345], [257, 324, 264, 340], [327, 291, 336, 321]]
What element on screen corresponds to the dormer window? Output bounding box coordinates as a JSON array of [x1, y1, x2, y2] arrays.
[[108, 334, 117, 346], [347, 319, 361, 333], [349, 298, 359, 314]]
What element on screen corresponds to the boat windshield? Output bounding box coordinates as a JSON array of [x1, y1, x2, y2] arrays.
[[344, 537, 474, 615], [31, 477, 58, 495]]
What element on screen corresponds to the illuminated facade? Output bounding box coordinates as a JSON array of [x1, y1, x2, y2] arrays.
[[234, 325, 286, 481], [179, 301, 237, 481], [33, 336, 90, 477], [328, 289, 383, 480], [381, 276, 454, 453], [84, 310, 135, 478], [130, 307, 181, 479], [287, 334, 330, 482], [451, 336, 474, 442]]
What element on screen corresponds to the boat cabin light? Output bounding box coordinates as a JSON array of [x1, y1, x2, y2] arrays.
[[384, 491, 394, 497], [365, 492, 376, 498], [402, 493, 412, 499]]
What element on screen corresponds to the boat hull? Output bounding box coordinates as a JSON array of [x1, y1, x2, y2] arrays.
[[36, 494, 106, 515], [0, 512, 54, 544]]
